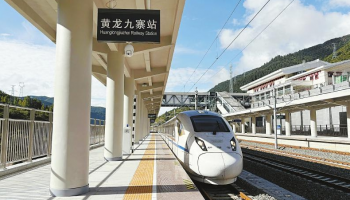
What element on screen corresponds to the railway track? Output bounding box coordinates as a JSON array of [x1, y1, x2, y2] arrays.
[[243, 151, 350, 193], [195, 181, 251, 200], [241, 144, 350, 170]]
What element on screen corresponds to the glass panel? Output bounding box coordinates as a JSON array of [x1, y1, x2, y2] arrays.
[[191, 115, 230, 132], [285, 85, 291, 95], [261, 93, 265, 100], [278, 87, 283, 96]]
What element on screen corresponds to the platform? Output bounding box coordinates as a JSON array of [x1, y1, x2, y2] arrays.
[[236, 133, 350, 153], [0, 133, 203, 200]]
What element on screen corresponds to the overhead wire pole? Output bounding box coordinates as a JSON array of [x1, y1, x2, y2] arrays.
[[201, 0, 295, 85], [186, 0, 271, 93]]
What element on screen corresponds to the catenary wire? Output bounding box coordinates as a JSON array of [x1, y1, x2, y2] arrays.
[[182, 0, 242, 91], [202, 0, 295, 87], [186, 0, 271, 93]]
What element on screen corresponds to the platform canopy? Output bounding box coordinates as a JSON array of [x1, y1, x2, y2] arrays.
[[5, 0, 185, 114]]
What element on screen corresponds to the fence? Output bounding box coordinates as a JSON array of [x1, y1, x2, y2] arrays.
[[251, 81, 350, 109], [0, 103, 105, 169]]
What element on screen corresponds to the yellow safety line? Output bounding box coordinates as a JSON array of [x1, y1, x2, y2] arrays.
[[123, 135, 155, 200]]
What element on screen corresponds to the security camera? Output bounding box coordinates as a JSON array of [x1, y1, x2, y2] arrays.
[[124, 44, 134, 57]]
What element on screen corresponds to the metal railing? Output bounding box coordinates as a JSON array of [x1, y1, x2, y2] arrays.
[[251, 81, 350, 109], [0, 103, 105, 169], [317, 124, 347, 137]]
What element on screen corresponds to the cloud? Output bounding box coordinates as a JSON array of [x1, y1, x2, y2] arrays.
[[166, 67, 230, 92], [174, 45, 203, 55], [232, 18, 240, 26], [218, 0, 350, 72], [0, 39, 106, 107], [329, 0, 350, 7], [0, 33, 10, 37]]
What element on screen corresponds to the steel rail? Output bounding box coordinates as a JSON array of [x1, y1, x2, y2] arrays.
[[241, 145, 350, 170], [244, 151, 350, 193]]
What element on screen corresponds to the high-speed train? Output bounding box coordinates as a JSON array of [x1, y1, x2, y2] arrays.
[[158, 110, 243, 185]]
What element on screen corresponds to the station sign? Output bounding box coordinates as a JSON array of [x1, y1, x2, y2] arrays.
[[97, 9, 160, 43], [148, 114, 157, 119], [233, 119, 242, 122], [150, 119, 155, 123], [276, 115, 286, 119]]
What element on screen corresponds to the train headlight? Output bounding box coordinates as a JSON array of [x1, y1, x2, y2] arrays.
[[195, 137, 207, 151], [230, 137, 236, 151]]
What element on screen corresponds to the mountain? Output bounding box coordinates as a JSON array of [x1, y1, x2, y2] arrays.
[[30, 96, 54, 106], [209, 34, 350, 92], [30, 95, 106, 120]]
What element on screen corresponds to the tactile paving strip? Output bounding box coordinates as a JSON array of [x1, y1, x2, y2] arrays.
[[123, 135, 155, 200]]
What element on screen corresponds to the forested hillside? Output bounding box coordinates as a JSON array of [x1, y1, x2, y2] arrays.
[[155, 107, 193, 124], [209, 34, 350, 92], [0, 91, 105, 120]]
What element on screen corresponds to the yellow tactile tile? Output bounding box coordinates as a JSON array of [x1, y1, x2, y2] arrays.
[[123, 135, 155, 200]]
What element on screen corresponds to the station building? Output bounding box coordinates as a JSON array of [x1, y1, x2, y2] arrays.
[[224, 59, 350, 141]]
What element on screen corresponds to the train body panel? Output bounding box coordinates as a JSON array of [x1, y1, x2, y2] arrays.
[[159, 110, 243, 185]]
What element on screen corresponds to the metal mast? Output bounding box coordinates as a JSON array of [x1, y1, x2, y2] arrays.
[[332, 43, 337, 59], [19, 82, 25, 97], [229, 64, 233, 93]]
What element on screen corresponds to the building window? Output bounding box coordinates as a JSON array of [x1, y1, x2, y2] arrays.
[[334, 75, 348, 84], [266, 91, 270, 99], [261, 93, 265, 100], [285, 85, 291, 95], [278, 87, 283, 96]]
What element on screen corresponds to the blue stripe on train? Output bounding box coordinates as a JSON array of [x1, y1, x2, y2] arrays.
[[167, 137, 189, 153]]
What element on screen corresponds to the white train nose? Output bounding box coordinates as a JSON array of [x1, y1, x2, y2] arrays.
[[222, 152, 243, 179], [197, 152, 242, 179]]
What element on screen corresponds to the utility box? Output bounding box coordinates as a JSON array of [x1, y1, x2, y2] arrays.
[[277, 125, 281, 135], [122, 126, 132, 155]]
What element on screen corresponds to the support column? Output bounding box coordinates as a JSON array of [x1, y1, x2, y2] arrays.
[[104, 51, 124, 161], [266, 114, 272, 135], [347, 103, 350, 138], [50, 0, 92, 196], [135, 92, 143, 143], [241, 118, 245, 133], [124, 76, 135, 152], [143, 103, 148, 138], [232, 123, 236, 133], [252, 116, 256, 134], [310, 109, 317, 137], [285, 112, 291, 136]]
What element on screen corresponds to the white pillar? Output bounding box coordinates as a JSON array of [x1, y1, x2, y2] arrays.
[[232, 123, 236, 133], [104, 51, 124, 161], [347, 103, 350, 138], [285, 112, 291, 136], [252, 116, 256, 134], [143, 103, 148, 138], [50, 0, 92, 196], [241, 118, 245, 133], [266, 114, 272, 135], [124, 76, 134, 148], [135, 92, 143, 143], [310, 109, 317, 137]]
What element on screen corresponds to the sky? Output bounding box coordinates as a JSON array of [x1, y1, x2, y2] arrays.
[[1, 0, 350, 116]]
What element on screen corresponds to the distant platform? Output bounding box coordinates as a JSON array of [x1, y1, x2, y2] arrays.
[[0, 133, 203, 200], [236, 133, 350, 153]]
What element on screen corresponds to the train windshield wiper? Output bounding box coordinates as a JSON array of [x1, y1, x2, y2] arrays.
[[213, 121, 220, 135]]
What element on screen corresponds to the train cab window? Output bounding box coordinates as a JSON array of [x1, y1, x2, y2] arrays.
[[190, 115, 230, 132]]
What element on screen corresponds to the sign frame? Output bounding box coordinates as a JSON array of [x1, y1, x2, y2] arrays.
[[148, 114, 157, 119], [97, 8, 160, 43]]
